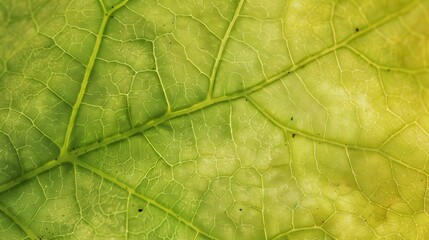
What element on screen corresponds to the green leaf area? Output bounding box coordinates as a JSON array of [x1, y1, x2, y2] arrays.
[[1, 0, 429, 239]]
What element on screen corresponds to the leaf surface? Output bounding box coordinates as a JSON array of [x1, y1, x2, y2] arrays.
[[1, 0, 429, 239]]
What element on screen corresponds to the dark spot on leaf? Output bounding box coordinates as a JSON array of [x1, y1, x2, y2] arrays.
[[138, 208, 143, 212], [355, 28, 359, 32], [292, 133, 296, 138], [387, 69, 391, 72], [290, 117, 293, 121], [239, 208, 242, 211]]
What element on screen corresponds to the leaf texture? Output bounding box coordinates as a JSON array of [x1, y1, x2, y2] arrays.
[[1, 0, 429, 239]]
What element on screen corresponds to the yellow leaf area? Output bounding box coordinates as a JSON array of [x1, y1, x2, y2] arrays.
[[0, 0, 429, 239]]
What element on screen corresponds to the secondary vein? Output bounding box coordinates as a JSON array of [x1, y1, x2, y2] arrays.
[[61, 13, 109, 154], [207, 0, 245, 99]]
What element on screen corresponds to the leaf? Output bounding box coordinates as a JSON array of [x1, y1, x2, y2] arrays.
[[1, 0, 429, 239]]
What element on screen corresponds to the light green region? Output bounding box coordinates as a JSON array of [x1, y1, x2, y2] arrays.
[[0, 0, 429, 239]]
